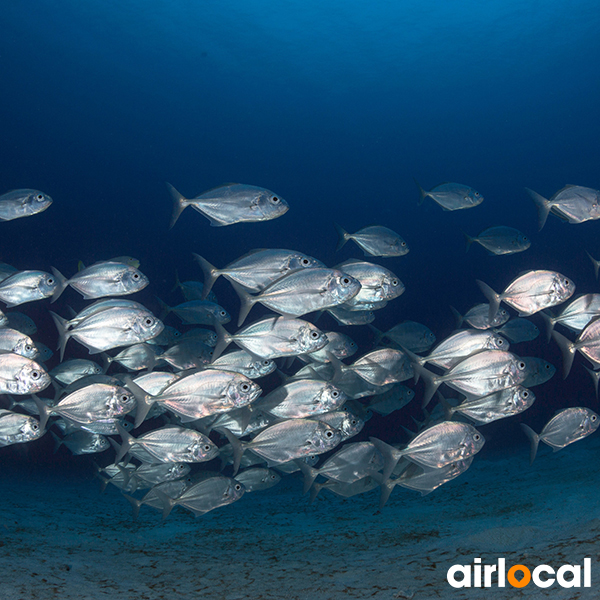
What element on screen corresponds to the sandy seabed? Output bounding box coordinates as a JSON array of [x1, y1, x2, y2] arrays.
[[1, 431, 599, 600]]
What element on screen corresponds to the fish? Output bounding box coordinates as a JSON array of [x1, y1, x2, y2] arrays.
[[494, 318, 539, 343], [0, 409, 44, 446], [52, 430, 109, 455], [371, 421, 485, 477], [51, 261, 149, 302], [414, 179, 483, 211], [413, 350, 527, 407], [158, 340, 213, 370], [441, 385, 535, 424], [0, 262, 18, 283], [193, 249, 325, 298], [167, 182, 289, 228], [464, 226, 530, 255], [0, 189, 53, 221], [210, 350, 276, 379], [51, 304, 164, 361], [158, 298, 231, 325], [519, 356, 556, 387], [334, 224, 409, 257], [326, 306, 375, 326], [0, 352, 51, 395], [50, 359, 104, 385], [105, 343, 159, 371], [395, 458, 474, 497], [0, 309, 7, 327], [539, 294, 600, 341], [477, 270, 575, 322], [0, 270, 58, 307], [527, 185, 600, 230], [366, 384, 415, 416], [213, 316, 329, 360], [586, 251, 600, 279], [371, 321, 436, 353], [0, 328, 39, 359], [521, 407, 600, 463], [298, 331, 357, 363], [221, 418, 342, 473], [232, 267, 361, 326], [450, 304, 510, 330], [234, 468, 281, 493], [552, 319, 600, 378]]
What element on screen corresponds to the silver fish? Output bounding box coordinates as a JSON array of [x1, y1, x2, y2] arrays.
[[257, 379, 347, 419], [371, 421, 484, 475], [539, 293, 600, 341], [177, 328, 218, 347], [0, 270, 58, 307], [145, 325, 182, 346], [0, 409, 44, 446], [0, 189, 52, 221], [106, 343, 159, 371], [222, 418, 342, 472], [415, 179, 483, 211], [234, 468, 281, 492], [553, 319, 600, 378], [527, 185, 600, 230], [414, 350, 527, 407], [156, 475, 245, 519], [5, 312, 36, 335], [478, 270, 575, 321], [372, 321, 436, 353], [519, 356, 556, 387], [210, 350, 276, 379], [0, 308, 7, 327], [172, 274, 218, 303], [0, 328, 39, 359], [159, 298, 231, 325], [214, 316, 328, 360], [115, 424, 219, 464], [299, 331, 357, 363], [50, 359, 103, 385], [443, 385, 535, 424], [327, 306, 375, 326], [334, 224, 409, 257], [0, 262, 18, 283], [396, 457, 473, 496], [0, 352, 51, 395], [310, 410, 365, 441], [345, 348, 414, 386], [194, 249, 324, 298], [159, 340, 213, 370], [51, 305, 164, 361], [53, 430, 109, 455], [521, 407, 599, 463], [51, 261, 149, 302], [168, 182, 289, 228], [233, 267, 361, 326], [451, 304, 510, 330], [366, 384, 415, 416], [464, 226, 530, 255]]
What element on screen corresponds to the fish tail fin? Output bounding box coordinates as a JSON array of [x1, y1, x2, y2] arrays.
[[166, 182, 190, 229], [463, 232, 475, 253], [413, 178, 428, 206], [294, 459, 319, 495], [192, 253, 220, 300], [123, 376, 157, 429], [436, 391, 455, 420], [309, 481, 324, 504], [586, 251, 600, 280], [369, 436, 403, 481], [212, 321, 232, 361], [370, 472, 397, 510], [32, 395, 51, 432], [229, 280, 256, 327], [476, 279, 501, 323], [123, 493, 142, 521], [367, 323, 384, 346], [334, 223, 349, 251], [50, 431, 62, 454], [154, 296, 171, 321], [216, 427, 244, 476], [171, 270, 182, 294], [538, 310, 555, 343], [551, 330, 576, 379], [50, 267, 69, 303], [411, 362, 440, 408], [449, 305, 464, 329], [583, 365, 600, 401], [49, 311, 70, 362], [520, 423, 540, 465], [114, 423, 134, 464], [525, 188, 551, 231], [153, 488, 177, 521]]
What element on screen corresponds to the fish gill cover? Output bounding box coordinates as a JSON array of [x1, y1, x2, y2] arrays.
[[1, 0, 599, 598]]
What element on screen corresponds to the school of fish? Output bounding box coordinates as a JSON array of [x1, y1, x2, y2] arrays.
[[1, 179, 599, 520]]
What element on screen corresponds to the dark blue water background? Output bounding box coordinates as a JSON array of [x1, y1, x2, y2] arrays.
[[1, 0, 599, 469]]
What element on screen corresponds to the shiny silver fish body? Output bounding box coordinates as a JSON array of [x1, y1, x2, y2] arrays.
[[335, 224, 409, 257], [527, 185, 600, 230], [335, 260, 404, 308], [0, 270, 58, 307], [210, 350, 276, 379], [0, 189, 53, 221], [465, 226, 530, 255], [0, 328, 39, 359], [0, 352, 51, 395], [168, 182, 289, 228], [0, 409, 44, 446], [415, 180, 483, 211]]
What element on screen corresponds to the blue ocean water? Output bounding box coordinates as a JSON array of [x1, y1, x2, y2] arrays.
[[1, 1, 600, 597]]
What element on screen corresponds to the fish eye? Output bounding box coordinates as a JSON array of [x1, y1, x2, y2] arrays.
[[473, 434, 481, 441], [325, 430, 333, 438], [25, 344, 33, 351], [592, 415, 597, 422], [47, 278, 54, 285], [564, 279, 570, 286], [301, 258, 310, 266], [270, 196, 280, 204], [497, 338, 504, 346], [331, 390, 339, 398], [132, 273, 140, 280], [240, 383, 250, 392], [310, 331, 320, 339], [270, 474, 277, 480], [203, 444, 211, 451], [32, 423, 39, 430], [522, 390, 529, 398], [220, 310, 227, 317], [234, 483, 242, 490], [341, 277, 351, 285], [31, 370, 40, 380], [544, 364, 551, 370], [350, 419, 357, 425], [474, 192, 480, 197], [262, 360, 270, 366], [518, 361, 526, 370], [36, 194, 44, 201], [145, 318, 154, 326], [391, 279, 399, 286]]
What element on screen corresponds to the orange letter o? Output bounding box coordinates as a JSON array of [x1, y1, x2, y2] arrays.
[[508, 565, 531, 588]]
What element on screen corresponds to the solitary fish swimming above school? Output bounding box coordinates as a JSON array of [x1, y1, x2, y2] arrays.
[[167, 182, 289, 228], [0, 189, 53, 221], [414, 179, 483, 211]]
